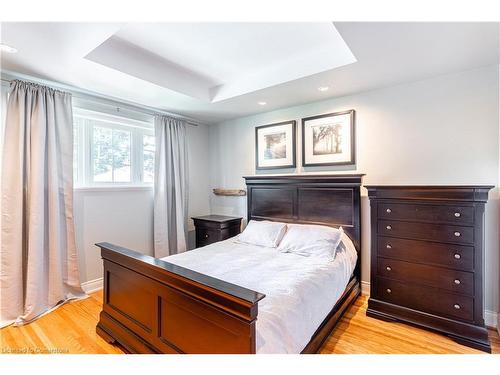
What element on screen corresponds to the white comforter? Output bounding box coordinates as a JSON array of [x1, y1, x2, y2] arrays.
[[163, 236, 357, 354]]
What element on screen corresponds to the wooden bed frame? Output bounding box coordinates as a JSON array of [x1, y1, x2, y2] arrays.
[[96, 174, 363, 354]]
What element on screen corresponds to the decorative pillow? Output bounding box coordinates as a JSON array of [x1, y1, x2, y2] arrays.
[[278, 223, 343, 259], [237, 220, 287, 248]]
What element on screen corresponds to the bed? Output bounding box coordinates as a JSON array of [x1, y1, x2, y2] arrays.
[[95, 174, 363, 354]]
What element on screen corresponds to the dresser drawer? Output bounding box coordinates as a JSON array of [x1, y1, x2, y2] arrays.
[[378, 203, 474, 224], [377, 236, 474, 271], [377, 258, 474, 295], [376, 277, 474, 321], [378, 220, 474, 244]]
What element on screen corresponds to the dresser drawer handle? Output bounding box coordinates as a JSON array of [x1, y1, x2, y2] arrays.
[[204, 233, 209, 238], [386, 208, 392, 214], [454, 279, 461, 285], [454, 231, 461, 237], [386, 225, 392, 230], [386, 266, 392, 271], [454, 212, 461, 218], [454, 253, 461, 259], [386, 288, 392, 294], [386, 244, 392, 249], [454, 304, 461, 310]]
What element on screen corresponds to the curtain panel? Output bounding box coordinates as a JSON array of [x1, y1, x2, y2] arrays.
[[0, 82, 8, 178], [153, 115, 189, 258], [0, 80, 85, 327]]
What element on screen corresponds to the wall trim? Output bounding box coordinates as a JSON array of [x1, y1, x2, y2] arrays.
[[360, 281, 497, 329], [81, 277, 103, 294], [361, 280, 370, 296], [484, 310, 499, 329]]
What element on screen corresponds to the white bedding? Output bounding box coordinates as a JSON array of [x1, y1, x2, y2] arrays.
[[163, 234, 357, 354]]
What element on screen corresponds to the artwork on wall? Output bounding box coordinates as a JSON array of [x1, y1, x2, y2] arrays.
[[255, 120, 296, 170], [301, 110, 355, 167]]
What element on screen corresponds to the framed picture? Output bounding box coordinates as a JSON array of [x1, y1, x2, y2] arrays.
[[302, 110, 355, 167], [255, 120, 296, 170]]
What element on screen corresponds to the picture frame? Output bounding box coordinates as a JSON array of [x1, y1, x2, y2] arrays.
[[301, 110, 355, 167], [255, 120, 296, 170]]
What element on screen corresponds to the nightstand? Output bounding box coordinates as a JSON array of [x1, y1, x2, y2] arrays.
[[192, 215, 242, 248]]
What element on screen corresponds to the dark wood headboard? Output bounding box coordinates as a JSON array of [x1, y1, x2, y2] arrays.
[[244, 174, 363, 257]]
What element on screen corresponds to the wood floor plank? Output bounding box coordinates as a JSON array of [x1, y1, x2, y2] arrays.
[[1, 292, 498, 354]]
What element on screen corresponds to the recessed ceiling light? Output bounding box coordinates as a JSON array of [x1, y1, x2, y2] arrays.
[[258, 101, 267, 106], [318, 86, 329, 92], [0, 43, 18, 53]]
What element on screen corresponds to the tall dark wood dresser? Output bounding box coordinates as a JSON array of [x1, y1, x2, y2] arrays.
[[366, 185, 493, 352]]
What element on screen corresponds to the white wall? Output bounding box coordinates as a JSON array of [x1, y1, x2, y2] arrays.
[[76, 122, 211, 284], [208, 65, 500, 314]]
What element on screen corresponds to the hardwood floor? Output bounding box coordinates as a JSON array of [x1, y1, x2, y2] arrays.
[[0, 292, 122, 354], [1, 292, 499, 354], [320, 297, 500, 354]]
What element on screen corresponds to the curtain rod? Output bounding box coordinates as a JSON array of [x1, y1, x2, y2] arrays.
[[0, 76, 202, 127]]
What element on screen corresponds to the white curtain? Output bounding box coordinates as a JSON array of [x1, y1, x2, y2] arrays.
[[0, 80, 85, 328], [0, 82, 8, 179], [154, 115, 188, 258], [0, 83, 8, 303]]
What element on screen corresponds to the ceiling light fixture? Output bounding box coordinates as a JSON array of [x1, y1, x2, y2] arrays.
[[258, 101, 267, 106], [0, 43, 18, 53], [318, 86, 329, 92]]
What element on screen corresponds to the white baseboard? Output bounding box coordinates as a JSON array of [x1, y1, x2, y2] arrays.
[[81, 277, 103, 294], [485, 310, 498, 329], [361, 281, 370, 296], [359, 281, 497, 329]]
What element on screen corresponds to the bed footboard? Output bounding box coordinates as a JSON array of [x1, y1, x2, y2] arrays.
[[95, 242, 265, 354]]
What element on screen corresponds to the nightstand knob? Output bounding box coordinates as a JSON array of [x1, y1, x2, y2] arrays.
[[386, 244, 392, 249], [454, 212, 461, 217], [454, 279, 461, 285], [204, 234, 209, 238], [386, 225, 392, 230], [386, 266, 392, 271], [454, 231, 461, 237], [386, 208, 392, 213], [454, 304, 461, 310], [386, 288, 392, 294], [454, 253, 461, 259]]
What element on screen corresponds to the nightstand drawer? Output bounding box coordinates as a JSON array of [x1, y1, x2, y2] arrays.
[[196, 228, 220, 247], [378, 220, 474, 244], [377, 258, 474, 295], [377, 236, 474, 271], [378, 203, 474, 224], [376, 277, 473, 321]]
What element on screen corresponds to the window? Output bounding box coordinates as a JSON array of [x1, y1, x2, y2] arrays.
[[73, 108, 154, 187], [92, 126, 131, 182]]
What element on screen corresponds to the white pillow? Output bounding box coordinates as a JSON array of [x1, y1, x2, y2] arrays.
[[278, 223, 343, 259], [237, 220, 287, 248]]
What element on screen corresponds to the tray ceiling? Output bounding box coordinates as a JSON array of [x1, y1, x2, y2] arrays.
[[85, 22, 356, 102]]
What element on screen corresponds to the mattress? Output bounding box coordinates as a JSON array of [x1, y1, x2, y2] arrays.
[[163, 233, 357, 353]]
